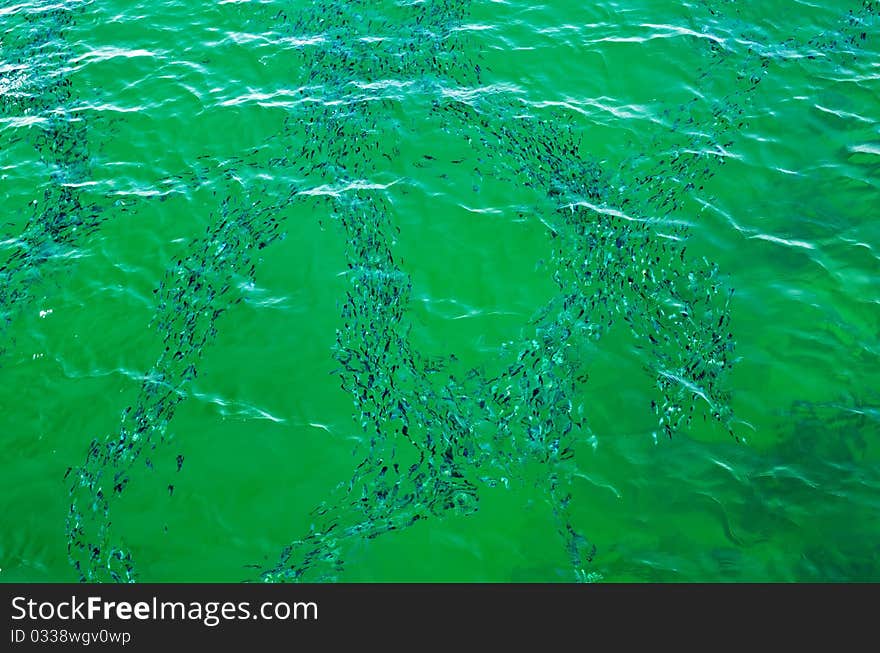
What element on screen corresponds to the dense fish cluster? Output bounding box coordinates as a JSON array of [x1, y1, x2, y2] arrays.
[[256, 0, 874, 581], [0, 0, 868, 581], [256, 0, 875, 582], [0, 0, 102, 338]]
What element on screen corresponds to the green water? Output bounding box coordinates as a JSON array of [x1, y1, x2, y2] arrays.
[[1, 0, 878, 583]]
